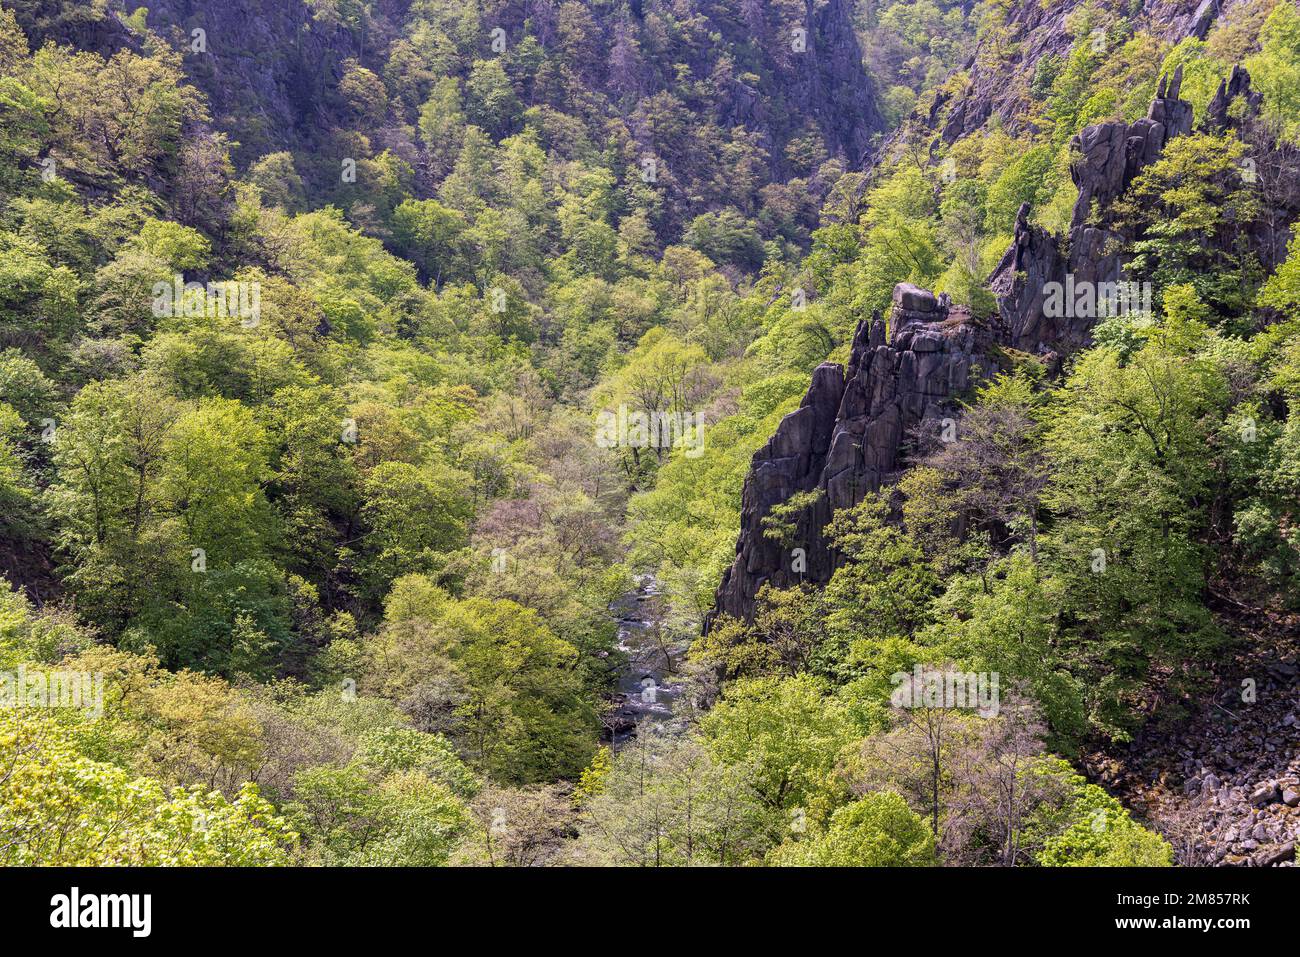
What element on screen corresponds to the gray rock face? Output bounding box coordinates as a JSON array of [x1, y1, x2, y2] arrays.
[[823, 290, 984, 518], [987, 70, 1194, 362], [928, 0, 1242, 146], [798, 0, 889, 168], [709, 287, 988, 624], [987, 203, 1074, 359], [710, 75, 1201, 626], [709, 361, 844, 624], [1069, 67, 1194, 233], [1205, 64, 1264, 132], [1189, 0, 1220, 40]]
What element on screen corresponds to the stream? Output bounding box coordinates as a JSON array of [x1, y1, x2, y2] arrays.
[[604, 575, 692, 744]]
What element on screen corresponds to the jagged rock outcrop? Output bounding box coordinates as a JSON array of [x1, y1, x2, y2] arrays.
[[822, 290, 986, 514], [711, 71, 1208, 625], [1205, 64, 1265, 131], [713, 56, 1292, 625], [987, 204, 1073, 360], [710, 285, 988, 624], [1070, 67, 1195, 230], [711, 361, 844, 622], [989, 67, 1194, 361]]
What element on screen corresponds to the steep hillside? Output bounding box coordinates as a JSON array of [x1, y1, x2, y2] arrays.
[[12, 0, 888, 250], [933, 0, 1235, 142], [713, 51, 1298, 622], [703, 0, 1300, 866]]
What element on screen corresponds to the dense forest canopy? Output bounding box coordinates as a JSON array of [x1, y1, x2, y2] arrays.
[[0, 0, 1297, 869]]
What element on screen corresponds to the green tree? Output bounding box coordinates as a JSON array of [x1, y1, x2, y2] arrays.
[[359, 460, 472, 591], [768, 791, 937, 866], [160, 397, 274, 565], [1041, 326, 1228, 738], [702, 674, 855, 828], [1027, 759, 1173, 866]]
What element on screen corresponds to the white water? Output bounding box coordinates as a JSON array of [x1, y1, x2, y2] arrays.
[[605, 575, 691, 743]]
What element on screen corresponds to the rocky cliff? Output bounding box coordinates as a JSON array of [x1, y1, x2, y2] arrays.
[[988, 66, 1195, 364], [711, 286, 988, 622], [10, 0, 369, 169], [709, 66, 1254, 625], [935, 0, 1248, 145]]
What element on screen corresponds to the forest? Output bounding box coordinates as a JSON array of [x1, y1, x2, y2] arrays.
[[0, 0, 1297, 870]]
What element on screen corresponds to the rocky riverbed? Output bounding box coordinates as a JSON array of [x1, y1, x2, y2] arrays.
[[602, 576, 692, 744]]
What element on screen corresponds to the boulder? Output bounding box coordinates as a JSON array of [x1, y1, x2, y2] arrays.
[[1249, 783, 1280, 807]]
